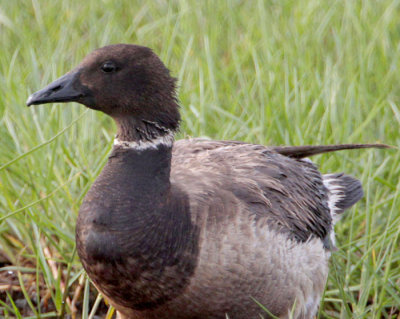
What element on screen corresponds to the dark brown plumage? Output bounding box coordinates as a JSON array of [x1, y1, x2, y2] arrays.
[[27, 44, 389, 319]]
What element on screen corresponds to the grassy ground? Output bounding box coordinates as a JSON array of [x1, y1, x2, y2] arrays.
[[0, 0, 399, 318]]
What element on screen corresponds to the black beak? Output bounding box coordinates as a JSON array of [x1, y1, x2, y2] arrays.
[[26, 71, 86, 106]]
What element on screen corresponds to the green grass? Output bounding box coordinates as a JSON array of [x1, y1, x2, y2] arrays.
[[0, 0, 399, 318]]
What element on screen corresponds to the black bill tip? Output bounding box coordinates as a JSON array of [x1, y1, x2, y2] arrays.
[[26, 94, 35, 107], [26, 71, 85, 107], [26, 92, 47, 106]]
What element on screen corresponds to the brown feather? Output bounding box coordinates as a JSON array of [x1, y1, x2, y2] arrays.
[[270, 143, 391, 159]]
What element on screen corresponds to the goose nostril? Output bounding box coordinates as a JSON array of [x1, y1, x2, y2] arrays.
[[51, 85, 62, 92]]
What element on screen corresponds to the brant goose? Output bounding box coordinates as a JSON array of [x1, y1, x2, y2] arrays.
[[27, 44, 388, 319]]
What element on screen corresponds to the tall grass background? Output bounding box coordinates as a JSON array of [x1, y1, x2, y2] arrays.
[[0, 0, 399, 318]]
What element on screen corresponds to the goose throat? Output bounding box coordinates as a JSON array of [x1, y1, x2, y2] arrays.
[[114, 130, 174, 150], [113, 115, 176, 150]]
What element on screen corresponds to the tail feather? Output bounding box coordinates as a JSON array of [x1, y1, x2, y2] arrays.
[[323, 173, 364, 223], [271, 143, 391, 159]]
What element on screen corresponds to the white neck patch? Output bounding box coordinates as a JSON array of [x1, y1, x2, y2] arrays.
[[114, 131, 174, 150]]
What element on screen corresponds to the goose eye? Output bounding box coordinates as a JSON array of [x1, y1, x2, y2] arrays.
[[101, 61, 117, 73]]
